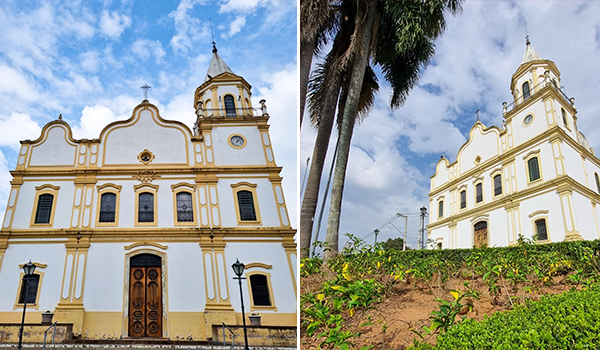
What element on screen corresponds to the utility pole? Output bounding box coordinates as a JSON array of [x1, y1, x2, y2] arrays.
[[419, 206, 428, 249]]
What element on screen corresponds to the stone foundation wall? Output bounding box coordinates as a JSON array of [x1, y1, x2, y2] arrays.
[[0, 324, 72, 343], [211, 325, 296, 347]]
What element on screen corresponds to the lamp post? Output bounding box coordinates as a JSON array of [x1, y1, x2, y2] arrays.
[[18, 260, 36, 350], [419, 206, 428, 249], [231, 259, 250, 350]]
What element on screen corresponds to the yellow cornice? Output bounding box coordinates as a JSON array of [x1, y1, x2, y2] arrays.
[[18, 262, 47, 269], [428, 175, 600, 230], [245, 263, 272, 270], [11, 166, 284, 177], [528, 210, 550, 218], [230, 182, 257, 188], [510, 59, 560, 91], [35, 184, 60, 191]]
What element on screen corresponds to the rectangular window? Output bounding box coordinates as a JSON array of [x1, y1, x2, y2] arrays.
[[138, 193, 154, 222], [176, 192, 194, 222], [34, 194, 53, 224], [528, 157, 540, 182], [535, 219, 548, 241], [99, 193, 116, 222], [460, 191, 466, 209], [561, 109, 568, 127], [438, 201, 444, 218], [523, 82, 530, 100], [494, 175, 502, 196], [476, 183, 483, 203], [18, 274, 40, 304], [238, 191, 257, 221], [250, 274, 271, 306]]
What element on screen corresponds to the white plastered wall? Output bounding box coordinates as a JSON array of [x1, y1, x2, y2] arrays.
[[217, 177, 280, 227], [212, 126, 267, 166], [458, 125, 500, 175], [0, 243, 66, 311], [29, 125, 77, 167], [224, 242, 295, 313], [11, 179, 76, 229]]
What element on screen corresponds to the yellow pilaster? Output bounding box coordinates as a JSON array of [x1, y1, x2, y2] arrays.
[[211, 87, 220, 117], [55, 235, 90, 336], [282, 237, 297, 295], [557, 184, 582, 241], [259, 125, 276, 167], [2, 177, 23, 230], [270, 175, 291, 228]]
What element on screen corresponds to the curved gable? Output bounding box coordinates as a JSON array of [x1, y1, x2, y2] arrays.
[[29, 121, 77, 167], [100, 102, 192, 166], [458, 123, 501, 175]]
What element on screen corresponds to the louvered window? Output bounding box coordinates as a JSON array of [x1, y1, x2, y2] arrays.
[[250, 274, 271, 306], [476, 183, 483, 203], [138, 193, 154, 222], [176, 192, 194, 222], [224, 95, 236, 117], [561, 108, 568, 127], [494, 175, 502, 196], [535, 219, 548, 241], [595, 173, 600, 194], [522, 82, 531, 100], [460, 191, 466, 209], [34, 194, 53, 224], [438, 200, 444, 218], [99, 193, 116, 222], [528, 157, 540, 182], [18, 274, 40, 304], [237, 190, 257, 221]]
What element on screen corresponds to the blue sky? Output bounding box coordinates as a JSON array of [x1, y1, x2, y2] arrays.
[[300, 1, 600, 250], [0, 0, 297, 228]]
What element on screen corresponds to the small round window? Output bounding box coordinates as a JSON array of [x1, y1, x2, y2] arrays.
[[524, 114, 533, 126]]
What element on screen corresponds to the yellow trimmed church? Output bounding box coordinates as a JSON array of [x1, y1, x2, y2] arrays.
[[0, 45, 297, 342]]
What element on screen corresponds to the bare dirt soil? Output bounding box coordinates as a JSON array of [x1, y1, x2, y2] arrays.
[[300, 272, 577, 350]]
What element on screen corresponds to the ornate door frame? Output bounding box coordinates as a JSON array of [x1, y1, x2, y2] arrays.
[[122, 248, 169, 338]]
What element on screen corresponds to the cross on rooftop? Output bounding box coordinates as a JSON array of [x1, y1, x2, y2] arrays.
[[476, 108, 480, 122], [141, 83, 151, 100]]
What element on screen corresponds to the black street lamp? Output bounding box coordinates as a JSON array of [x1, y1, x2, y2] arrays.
[[18, 260, 36, 350], [231, 258, 250, 350]]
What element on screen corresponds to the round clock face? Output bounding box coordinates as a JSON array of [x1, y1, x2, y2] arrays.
[[524, 114, 533, 125], [230, 135, 245, 147]]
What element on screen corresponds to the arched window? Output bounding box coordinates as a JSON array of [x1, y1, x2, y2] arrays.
[[138, 193, 154, 222], [176, 192, 193, 222], [494, 174, 502, 196], [474, 221, 488, 247], [561, 108, 568, 127], [250, 274, 271, 306], [528, 157, 540, 182], [535, 219, 548, 241], [595, 173, 600, 194], [460, 190, 466, 209], [522, 81, 531, 100], [224, 95, 236, 117], [438, 200, 444, 218], [237, 190, 257, 221], [34, 194, 54, 224], [99, 193, 116, 222], [475, 183, 483, 203]]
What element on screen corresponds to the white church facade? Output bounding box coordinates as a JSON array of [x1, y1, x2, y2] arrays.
[[0, 46, 297, 342], [428, 40, 600, 249]]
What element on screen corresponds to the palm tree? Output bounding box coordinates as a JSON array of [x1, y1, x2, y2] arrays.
[[323, 1, 462, 260], [300, 2, 379, 258]]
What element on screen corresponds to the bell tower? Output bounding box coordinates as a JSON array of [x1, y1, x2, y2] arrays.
[[193, 44, 267, 136]]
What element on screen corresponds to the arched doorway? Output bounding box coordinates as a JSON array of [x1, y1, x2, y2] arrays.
[[473, 221, 488, 247], [129, 254, 162, 337]]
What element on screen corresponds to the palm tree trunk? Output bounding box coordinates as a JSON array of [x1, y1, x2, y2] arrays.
[[299, 39, 314, 130], [299, 83, 341, 258], [324, 1, 377, 261]]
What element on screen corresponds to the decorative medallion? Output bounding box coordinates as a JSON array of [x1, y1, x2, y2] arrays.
[[148, 321, 160, 333], [524, 114, 533, 126], [148, 269, 159, 280], [148, 310, 160, 320], [132, 321, 144, 333], [133, 270, 144, 280], [137, 149, 155, 164], [132, 310, 144, 320], [133, 170, 161, 183]]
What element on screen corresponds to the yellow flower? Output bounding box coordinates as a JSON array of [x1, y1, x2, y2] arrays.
[[317, 294, 325, 301], [377, 262, 381, 268], [450, 290, 459, 300], [300, 263, 305, 268], [349, 308, 355, 317], [331, 286, 341, 290]]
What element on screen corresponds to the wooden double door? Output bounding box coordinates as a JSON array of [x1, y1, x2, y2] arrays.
[[474, 221, 488, 248], [129, 254, 162, 337]]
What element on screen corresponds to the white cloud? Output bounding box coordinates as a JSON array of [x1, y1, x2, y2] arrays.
[[71, 105, 120, 139], [0, 65, 39, 102], [0, 113, 42, 150], [131, 39, 167, 63], [168, 0, 209, 53], [222, 16, 246, 38], [100, 10, 131, 38], [218, 0, 261, 13], [80, 51, 100, 72]]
